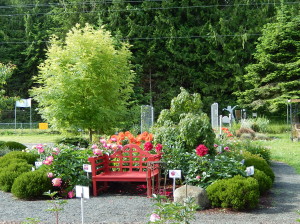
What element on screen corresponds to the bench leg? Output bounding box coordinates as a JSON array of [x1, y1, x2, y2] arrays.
[[93, 180, 98, 196], [147, 178, 152, 198]]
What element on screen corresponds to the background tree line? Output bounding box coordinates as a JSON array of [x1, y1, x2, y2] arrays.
[[0, 0, 299, 124]]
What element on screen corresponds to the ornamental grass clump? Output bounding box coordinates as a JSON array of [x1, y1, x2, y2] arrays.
[[206, 175, 260, 210]]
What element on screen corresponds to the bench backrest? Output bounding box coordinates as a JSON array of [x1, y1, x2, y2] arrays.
[[88, 144, 161, 175], [105, 144, 159, 172]]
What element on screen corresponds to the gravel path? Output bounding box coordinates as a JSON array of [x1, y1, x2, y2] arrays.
[[0, 161, 300, 224]]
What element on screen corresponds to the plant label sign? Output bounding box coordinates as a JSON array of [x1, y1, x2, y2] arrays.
[[83, 164, 92, 173], [75, 185, 90, 199], [246, 166, 255, 176], [169, 170, 181, 179], [35, 161, 42, 168]]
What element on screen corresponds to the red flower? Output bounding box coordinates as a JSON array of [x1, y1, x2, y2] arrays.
[[144, 141, 153, 151], [155, 144, 163, 153], [195, 144, 209, 157]]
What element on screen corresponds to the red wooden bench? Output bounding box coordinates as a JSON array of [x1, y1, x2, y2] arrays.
[[88, 144, 161, 197]]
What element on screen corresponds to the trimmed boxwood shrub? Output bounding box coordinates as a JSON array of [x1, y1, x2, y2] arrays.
[[206, 175, 260, 210], [0, 161, 32, 192], [0, 158, 28, 169], [242, 152, 275, 182], [253, 169, 272, 195], [11, 170, 53, 199], [1, 141, 27, 151], [0, 151, 39, 166], [56, 137, 89, 148]]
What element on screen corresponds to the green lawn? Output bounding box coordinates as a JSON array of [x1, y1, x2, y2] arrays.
[[260, 133, 300, 174], [0, 134, 62, 144]]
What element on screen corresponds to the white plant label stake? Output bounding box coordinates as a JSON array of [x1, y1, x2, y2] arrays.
[[76, 185, 90, 224], [246, 166, 255, 176], [169, 170, 182, 197], [83, 164, 92, 178]]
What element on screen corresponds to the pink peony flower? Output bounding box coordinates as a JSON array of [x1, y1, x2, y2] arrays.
[[214, 144, 218, 147], [196, 175, 201, 179], [155, 144, 163, 153], [52, 178, 62, 187], [46, 156, 54, 162], [43, 160, 52, 165], [150, 213, 161, 222], [195, 144, 209, 157], [92, 144, 98, 149], [100, 138, 106, 144], [52, 148, 60, 155], [144, 142, 153, 151], [110, 137, 117, 142], [68, 191, 75, 198], [47, 172, 54, 178], [93, 148, 102, 156], [36, 144, 44, 154], [224, 146, 230, 151]]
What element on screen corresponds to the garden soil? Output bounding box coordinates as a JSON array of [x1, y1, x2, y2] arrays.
[[0, 161, 300, 224]]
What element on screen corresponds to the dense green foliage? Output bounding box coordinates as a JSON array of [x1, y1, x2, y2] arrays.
[[11, 170, 52, 199], [49, 146, 92, 193], [1, 141, 27, 150], [237, 6, 300, 112], [56, 137, 89, 148], [243, 152, 275, 182], [186, 153, 246, 188], [206, 175, 260, 210], [253, 169, 273, 195], [152, 88, 215, 170], [0, 63, 16, 112], [1, 1, 299, 120], [30, 24, 135, 138]]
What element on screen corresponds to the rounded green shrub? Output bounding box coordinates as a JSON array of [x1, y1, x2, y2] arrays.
[[244, 144, 271, 164], [56, 137, 89, 148], [1, 141, 27, 151], [206, 175, 260, 210], [0, 151, 39, 166], [242, 152, 275, 182], [11, 170, 52, 199], [253, 169, 272, 195], [0, 158, 28, 169], [0, 147, 12, 157], [0, 161, 32, 192]]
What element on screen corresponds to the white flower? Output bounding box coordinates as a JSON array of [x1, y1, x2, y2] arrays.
[[150, 213, 160, 222]]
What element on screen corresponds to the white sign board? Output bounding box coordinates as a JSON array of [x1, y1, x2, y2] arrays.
[[83, 164, 91, 173], [76, 185, 90, 199], [169, 170, 181, 179], [211, 103, 219, 128], [35, 161, 42, 168], [246, 166, 255, 176], [16, 98, 31, 107]]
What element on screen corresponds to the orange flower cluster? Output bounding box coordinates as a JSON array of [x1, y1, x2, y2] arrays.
[[110, 131, 153, 146], [221, 127, 233, 137]]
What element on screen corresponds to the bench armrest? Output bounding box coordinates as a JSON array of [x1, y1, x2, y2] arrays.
[[88, 156, 105, 176]]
